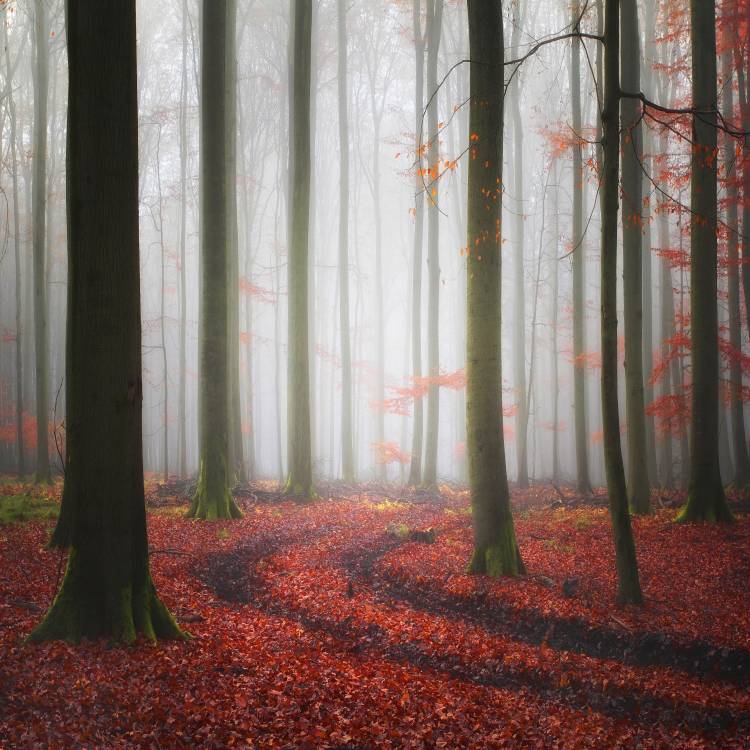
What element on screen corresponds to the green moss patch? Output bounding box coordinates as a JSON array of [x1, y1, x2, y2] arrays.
[[0, 494, 59, 525]]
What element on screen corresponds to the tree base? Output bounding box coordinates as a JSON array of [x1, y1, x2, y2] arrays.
[[629, 495, 653, 516], [28, 552, 185, 644], [186, 461, 242, 520], [283, 476, 316, 501], [467, 536, 525, 578], [676, 493, 733, 524]]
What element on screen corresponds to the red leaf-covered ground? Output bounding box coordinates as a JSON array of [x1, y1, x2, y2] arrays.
[[1, 481, 749, 749]]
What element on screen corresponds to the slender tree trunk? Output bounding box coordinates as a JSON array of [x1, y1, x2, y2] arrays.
[[510, 1, 528, 489], [679, 0, 732, 523], [32, 0, 51, 483], [722, 49, 750, 488], [3, 15, 24, 478], [408, 0, 425, 486], [178, 0, 189, 480], [600, 0, 643, 604], [552, 173, 560, 483], [286, 0, 314, 497], [155, 127, 169, 483], [337, 0, 355, 482], [30, 0, 182, 643], [423, 0, 443, 488], [571, 1, 591, 494], [620, 0, 651, 514], [188, 0, 242, 520], [466, 0, 523, 577]]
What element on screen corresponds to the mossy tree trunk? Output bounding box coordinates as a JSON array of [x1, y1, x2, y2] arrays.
[[679, 0, 733, 523], [422, 0, 443, 489], [408, 0, 426, 487], [32, 0, 51, 484], [600, 0, 643, 604], [286, 0, 314, 498], [30, 0, 183, 644], [337, 0, 355, 483], [571, 1, 591, 496], [188, 0, 242, 521], [620, 0, 651, 514], [466, 0, 524, 578]]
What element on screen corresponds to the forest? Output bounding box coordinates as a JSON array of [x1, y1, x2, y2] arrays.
[[0, 0, 749, 747]]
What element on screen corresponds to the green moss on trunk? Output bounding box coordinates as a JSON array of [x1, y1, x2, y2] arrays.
[[187, 458, 242, 520]]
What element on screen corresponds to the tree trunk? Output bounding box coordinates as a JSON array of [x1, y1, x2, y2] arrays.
[[177, 0, 189, 480], [286, 0, 314, 497], [466, 0, 523, 578], [337, 0, 355, 482], [30, 0, 182, 643], [620, 0, 651, 514], [722, 48, 750, 488], [188, 0, 242, 520], [678, 0, 732, 523], [600, 0, 643, 604], [571, 1, 591, 494], [551, 172, 560, 483], [3, 12, 24, 478], [422, 0, 443, 489], [510, 1, 528, 489], [408, 0, 425, 487], [32, 0, 51, 484]]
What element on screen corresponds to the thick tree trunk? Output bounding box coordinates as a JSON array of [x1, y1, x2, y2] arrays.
[[571, 2, 591, 495], [422, 0, 443, 489], [31, 0, 182, 643], [337, 0, 355, 482], [32, 0, 51, 484], [679, 0, 732, 523], [466, 0, 523, 578], [188, 0, 242, 520], [285, 0, 314, 497], [408, 0, 425, 487], [600, 0, 643, 604], [620, 0, 651, 514]]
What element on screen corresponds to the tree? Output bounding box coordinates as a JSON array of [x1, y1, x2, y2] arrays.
[[188, 0, 242, 520], [678, 0, 733, 523], [466, 0, 523, 578], [30, 0, 182, 643], [599, 0, 642, 603], [408, 0, 426, 487], [721, 46, 750, 488], [32, 0, 51, 484], [571, 1, 591, 495], [422, 0, 443, 489], [620, 0, 651, 514], [337, 0, 355, 482], [286, 0, 314, 497], [509, 0, 529, 489]]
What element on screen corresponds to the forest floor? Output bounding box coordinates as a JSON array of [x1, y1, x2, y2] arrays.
[[0, 478, 749, 749]]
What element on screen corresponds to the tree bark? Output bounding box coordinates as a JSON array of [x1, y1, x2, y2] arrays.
[[678, 0, 733, 523], [337, 0, 355, 482], [32, 0, 51, 483], [30, 0, 182, 643], [600, 0, 643, 603], [188, 0, 242, 520], [466, 0, 523, 578], [620, 0, 651, 514], [422, 0, 443, 489], [285, 0, 314, 497]]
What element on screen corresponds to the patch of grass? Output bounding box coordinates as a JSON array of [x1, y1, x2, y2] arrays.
[[386, 522, 410, 538], [445, 505, 472, 516], [217, 527, 230, 540], [0, 494, 59, 525], [371, 499, 407, 512], [543, 538, 574, 554]]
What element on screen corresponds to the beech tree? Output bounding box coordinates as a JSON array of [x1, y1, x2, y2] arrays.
[[466, 0, 523, 578], [188, 0, 242, 520], [599, 0, 642, 604], [30, 0, 182, 643], [679, 0, 733, 523], [286, 0, 314, 497]]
